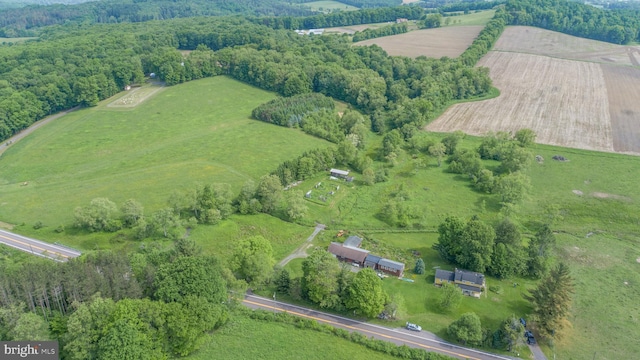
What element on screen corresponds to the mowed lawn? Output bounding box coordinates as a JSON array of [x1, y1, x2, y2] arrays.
[[0, 76, 329, 230], [443, 10, 496, 26], [187, 314, 400, 360]]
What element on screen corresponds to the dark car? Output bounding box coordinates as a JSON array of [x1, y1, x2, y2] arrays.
[[520, 318, 527, 327], [524, 330, 533, 338], [527, 335, 536, 345]]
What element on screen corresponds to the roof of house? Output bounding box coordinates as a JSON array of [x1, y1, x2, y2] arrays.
[[435, 269, 455, 282], [328, 242, 369, 263], [343, 236, 363, 248], [458, 284, 483, 293], [329, 168, 349, 176], [364, 254, 382, 264], [378, 258, 405, 271], [455, 268, 485, 286]]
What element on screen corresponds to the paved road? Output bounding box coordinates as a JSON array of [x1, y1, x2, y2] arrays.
[[0, 229, 81, 262], [242, 294, 519, 360], [278, 223, 325, 267]]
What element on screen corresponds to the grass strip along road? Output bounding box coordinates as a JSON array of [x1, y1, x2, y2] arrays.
[[242, 294, 518, 360]]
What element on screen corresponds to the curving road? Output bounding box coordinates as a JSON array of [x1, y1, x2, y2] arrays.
[[242, 294, 519, 360], [0, 229, 81, 262]]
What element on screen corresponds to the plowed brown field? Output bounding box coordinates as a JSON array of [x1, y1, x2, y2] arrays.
[[354, 26, 483, 58], [427, 26, 640, 154]]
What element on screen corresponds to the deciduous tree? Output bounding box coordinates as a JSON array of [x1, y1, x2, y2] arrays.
[[439, 282, 462, 312], [448, 312, 483, 345], [230, 236, 275, 286], [345, 268, 389, 318]]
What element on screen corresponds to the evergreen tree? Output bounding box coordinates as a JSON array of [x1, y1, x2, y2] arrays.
[[524, 263, 574, 338], [414, 258, 425, 274]]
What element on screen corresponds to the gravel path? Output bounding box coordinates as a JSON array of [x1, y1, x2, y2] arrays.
[[278, 224, 325, 267]]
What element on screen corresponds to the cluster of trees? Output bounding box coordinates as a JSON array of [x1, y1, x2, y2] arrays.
[[72, 176, 310, 239], [506, 0, 640, 44], [273, 248, 395, 318], [0, 241, 230, 358], [447, 312, 527, 352], [446, 130, 535, 209], [352, 23, 408, 42], [435, 216, 556, 279], [252, 93, 335, 126]]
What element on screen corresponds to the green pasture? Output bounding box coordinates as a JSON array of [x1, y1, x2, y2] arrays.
[[189, 214, 312, 262], [186, 314, 399, 360], [303, 1, 359, 12], [0, 76, 328, 237], [443, 10, 496, 26]]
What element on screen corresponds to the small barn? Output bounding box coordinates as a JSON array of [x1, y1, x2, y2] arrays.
[[330, 168, 350, 179], [364, 254, 382, 269], [328, 242, 369, 266], [343, 235, 363, 248], [377, 258, 405, 277]]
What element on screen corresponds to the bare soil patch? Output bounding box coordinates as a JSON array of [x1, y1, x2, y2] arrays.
[[428, 51, 614, 152], [636, 257, 640, 263], [600, 64, 640, 154], [494, 26, 640, 67], [573, 190, 584, 196], [354, 26, 483, 58]]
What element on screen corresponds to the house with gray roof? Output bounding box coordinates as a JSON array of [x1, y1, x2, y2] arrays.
[[377, 258, 405, 277], [434, 268, 485, 298]]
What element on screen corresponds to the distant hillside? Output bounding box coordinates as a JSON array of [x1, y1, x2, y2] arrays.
[[0, 0, 315, 36]]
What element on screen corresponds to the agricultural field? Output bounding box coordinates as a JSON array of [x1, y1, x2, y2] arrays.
[[442, 10, 496, 27], [354, 26, 484, 58], [428, 26, 640, 155], [494, 26, 640, 66], [0, 76, 329, 242], [302, 0, 358, 12]]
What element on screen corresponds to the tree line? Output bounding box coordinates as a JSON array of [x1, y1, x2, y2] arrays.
[[352, 23, 408, 42], [0, 240, 230, 358], [505, 0, 640, 44]]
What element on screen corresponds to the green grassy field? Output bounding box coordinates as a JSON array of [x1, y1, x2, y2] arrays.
[[444, 10, 495, 27], [0, 76, 328, 243], [186, 314, 399, 360], [303, 0, 359, 12], [0, 36, 37, 43]]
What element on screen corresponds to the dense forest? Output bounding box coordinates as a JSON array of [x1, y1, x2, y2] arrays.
[[505, 0, 640, 43]]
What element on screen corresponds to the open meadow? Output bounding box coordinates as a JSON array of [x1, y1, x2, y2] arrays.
[[0, 76, 329, 244], [428, 26, 640, 154], [303, 0, 358, 12], [354, 26, 484, 58], [187, 314, 400, 360]]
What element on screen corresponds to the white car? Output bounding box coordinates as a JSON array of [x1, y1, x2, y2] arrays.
[[406, 322, 422, 332]]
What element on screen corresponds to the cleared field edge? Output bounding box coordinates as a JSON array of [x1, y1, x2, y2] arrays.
[[427, 51, 614, 152], [354, 26, 484, 58], [600, 64, 640, 154], [106, 83, 165, 108], [494, 26, 640, 67]]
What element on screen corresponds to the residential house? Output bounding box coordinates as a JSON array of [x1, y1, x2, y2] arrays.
[[396, 18, 408, 23], [328, 242, 369, 266], [434, 268, 485, 298]]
